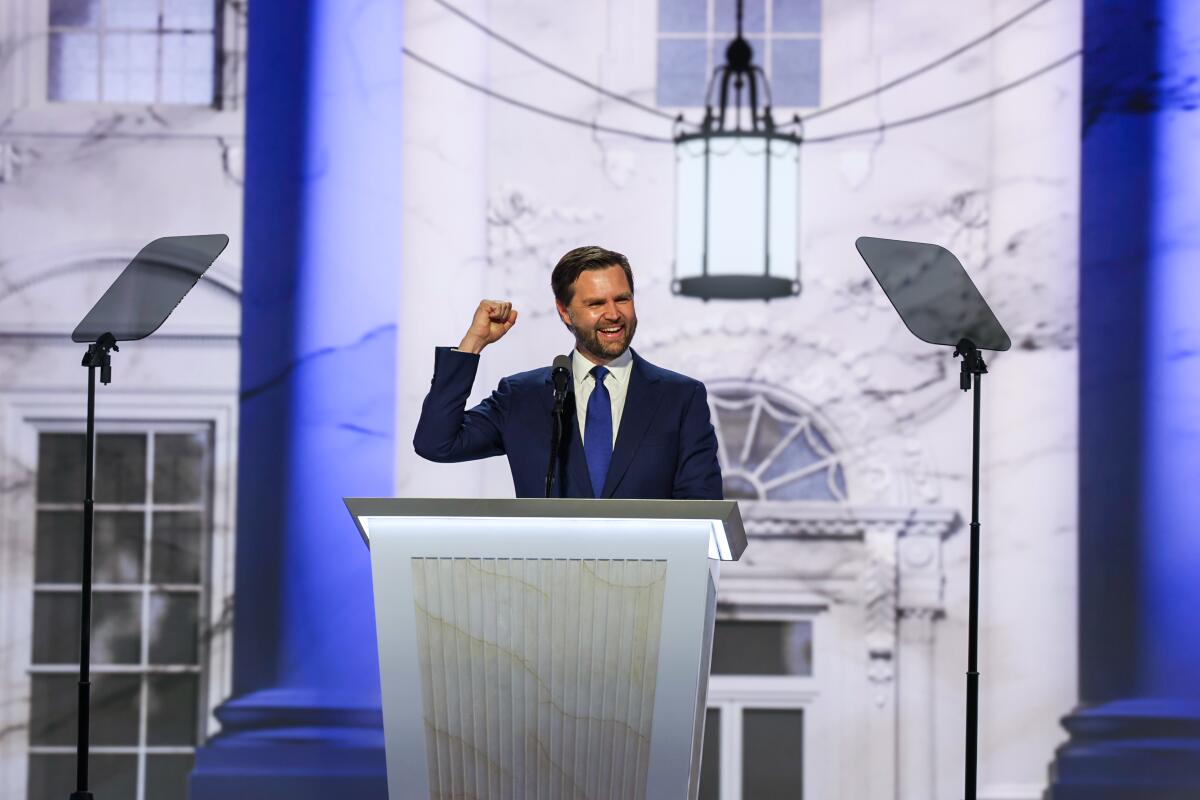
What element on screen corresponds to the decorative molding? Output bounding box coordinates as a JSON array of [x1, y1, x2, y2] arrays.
[[727, 501, 959, 703], [739, 501, 960, 539], [864, 527, 899, 691]]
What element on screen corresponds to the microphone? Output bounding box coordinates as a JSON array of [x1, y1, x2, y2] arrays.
[[546, 355, 572, 497], [551, 354, 571, 397]]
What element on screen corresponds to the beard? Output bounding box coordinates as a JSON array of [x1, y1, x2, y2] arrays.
[[571, 312, 637, 361]]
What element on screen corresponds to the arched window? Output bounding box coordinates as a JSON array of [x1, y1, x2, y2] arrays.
[[709, 384, 847, 502]]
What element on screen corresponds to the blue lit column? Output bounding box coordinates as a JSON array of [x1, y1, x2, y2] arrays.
[[1049, 0, 1200, 796], [190, 0, 401, 797]]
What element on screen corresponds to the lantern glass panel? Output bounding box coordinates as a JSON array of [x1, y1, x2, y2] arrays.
[[674, 138, 708, 281], [709, 137, 768, 276], [767, 138, 800, 281]]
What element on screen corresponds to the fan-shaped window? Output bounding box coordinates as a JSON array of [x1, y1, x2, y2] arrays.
[[710, 385, 847, 502]]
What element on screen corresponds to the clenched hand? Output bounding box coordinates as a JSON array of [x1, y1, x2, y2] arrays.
[[458, 300, 518, 353]]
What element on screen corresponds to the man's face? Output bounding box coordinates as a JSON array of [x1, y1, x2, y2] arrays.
[[556, 265, 638, 364]]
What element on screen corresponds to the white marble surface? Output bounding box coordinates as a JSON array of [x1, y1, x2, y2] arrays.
[[412, 557, 666, 799]]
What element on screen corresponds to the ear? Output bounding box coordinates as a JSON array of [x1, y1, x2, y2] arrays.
[[555, 299, 572, 328]]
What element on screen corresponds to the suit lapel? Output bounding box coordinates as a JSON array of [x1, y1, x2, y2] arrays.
[[601, 351, 663, 498]]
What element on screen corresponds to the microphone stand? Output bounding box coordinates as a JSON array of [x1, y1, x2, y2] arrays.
[[545, 365, 570, 497]]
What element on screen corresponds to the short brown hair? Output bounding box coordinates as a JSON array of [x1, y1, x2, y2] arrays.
[[551, 246, 634, 305]]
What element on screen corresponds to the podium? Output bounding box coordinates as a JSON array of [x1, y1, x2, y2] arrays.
[[345, 498, 746, 800]]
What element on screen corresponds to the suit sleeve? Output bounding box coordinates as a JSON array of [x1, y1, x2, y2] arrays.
[[672, 381, 724, 500], [413, 347, 509, 463]]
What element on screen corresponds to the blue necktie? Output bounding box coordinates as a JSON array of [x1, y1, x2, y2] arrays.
[[584, 366, 612, 497]]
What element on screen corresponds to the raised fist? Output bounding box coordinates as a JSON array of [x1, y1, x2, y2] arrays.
[[458, 300, 518, 353]]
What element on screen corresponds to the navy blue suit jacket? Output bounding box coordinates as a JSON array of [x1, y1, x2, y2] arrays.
[[413, 347, 723, 499]]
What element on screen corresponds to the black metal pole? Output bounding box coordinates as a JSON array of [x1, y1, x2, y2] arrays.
[[954, 337, 987, 800], [72, 334, 114, 800], [964, 367, 982, 800], [72, 357, 97, 800]]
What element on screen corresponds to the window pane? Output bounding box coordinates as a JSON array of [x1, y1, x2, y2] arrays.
[[743, 708, 804, 798], [103, 31, 158, 103], [759, 421, 833, 498], [773, 0, 821, 33], [163, 0, 216, 30], [29, 674, 75, 746], [96, 511, 145, 582], [27, 753, 73, 800], [37, 433, 85, 503], [32, 592, 80, 663], [92, 673, 142, 745], [717, 403, 753, 467], [659, 0, 707, 33], [48, 32, 100, 102], [657, 38, 708, 107], [49, 0, 100, 28], [710, 37, 764, 87], [29, 673, 140, 747], [35, 510, 142, 584], [107, 0, 159, 27], [699, 708, 720, 800], [152, 511, 203, 583], [711, 620, 813, 675], [771, 39, 821, 108], [28, 754, 137, 800], [35, 511, 83, 583], [160, 31, 215, 104], [149, 591, 199, 664], [153, 432, 207, 503], [744, 407, 796, 469], [95, 591, 144, 663], [716, 0, 765, 34], [95, 434, 146, 503], [34, 591, 143, 664], [147, 673, 199, 744], [146, 754, 196, 798]]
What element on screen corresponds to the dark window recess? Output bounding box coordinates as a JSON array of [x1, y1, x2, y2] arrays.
[[710, 619, 813, 676]]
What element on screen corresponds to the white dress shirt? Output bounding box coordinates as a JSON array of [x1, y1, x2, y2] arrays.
[[572, 347, 632, 447]]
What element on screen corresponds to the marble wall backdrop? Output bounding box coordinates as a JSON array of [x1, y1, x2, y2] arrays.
[[0, 0, 1082, 797], [400, 1, 1081, 798]]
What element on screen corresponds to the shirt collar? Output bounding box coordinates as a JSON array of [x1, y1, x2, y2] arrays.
[[571, 346, 633, 386]]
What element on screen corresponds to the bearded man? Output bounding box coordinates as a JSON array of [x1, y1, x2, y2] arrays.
[[413, 245, 723, 500]]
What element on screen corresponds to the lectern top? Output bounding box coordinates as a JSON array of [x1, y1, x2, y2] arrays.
[[344, 497, 747, 561]]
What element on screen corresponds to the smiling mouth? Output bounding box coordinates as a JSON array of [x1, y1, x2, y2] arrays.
[[597, 325, 624, 338]]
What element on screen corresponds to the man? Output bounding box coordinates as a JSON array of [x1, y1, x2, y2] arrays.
[[414, 246, 723, 499]]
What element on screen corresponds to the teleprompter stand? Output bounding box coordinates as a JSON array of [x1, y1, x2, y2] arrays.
[[68, 235, 228, 799], [855, 236, 1011, 800]]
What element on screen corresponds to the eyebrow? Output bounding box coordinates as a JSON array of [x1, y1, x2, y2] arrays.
[[585, 293, 632, 304]]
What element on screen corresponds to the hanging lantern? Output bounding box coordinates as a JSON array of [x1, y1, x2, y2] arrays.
[[672, 11, 802, 301]]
